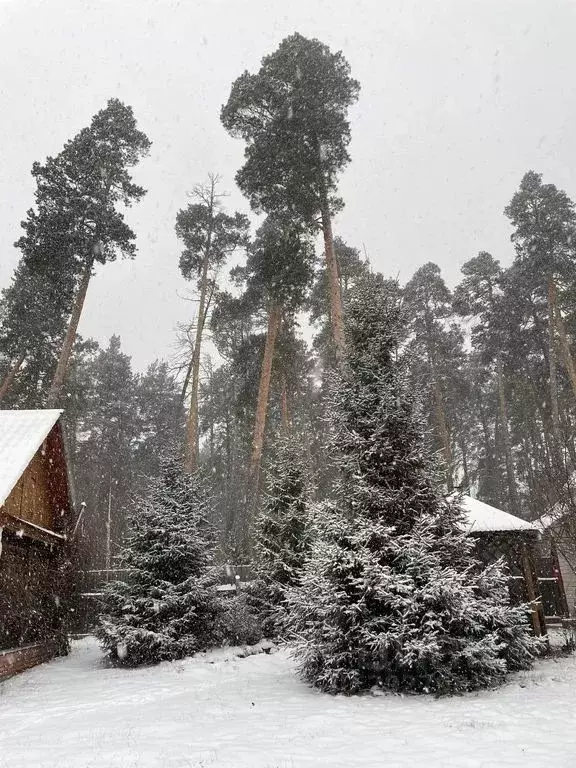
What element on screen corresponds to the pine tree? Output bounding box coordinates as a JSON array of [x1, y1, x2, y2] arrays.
[[75, 336, 138, 569], [0, 249, 77, 405], [240, 215, 315, 493], [97, 460, 222, 666], [221, 33, 360, 358], [404, 262, 463, 490], [251, 432, 312, 636], [176, 175, 249, 472], [454, 252, 521, 514], [285, 276, 540, 696], [505, 171, 576, 462], [10, 98, 150, 407]]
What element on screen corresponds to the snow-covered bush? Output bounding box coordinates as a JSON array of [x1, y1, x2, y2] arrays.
[[286, 276, 541, 695], [97, 460, 223, 666]]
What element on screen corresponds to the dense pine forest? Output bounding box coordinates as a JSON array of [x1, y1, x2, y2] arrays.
[[2, 35, 576, 573], [0, 35, 576, 564]]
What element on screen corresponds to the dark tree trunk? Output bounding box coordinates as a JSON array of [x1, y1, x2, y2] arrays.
[[546, 276, 563, 460], [319, 190, 345, 361], [249, 304, 282, 490], [495, 353, 521, 515]]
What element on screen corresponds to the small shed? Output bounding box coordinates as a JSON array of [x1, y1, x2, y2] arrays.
[[0, 409, 75, 679], [460, 495, 550, 635]]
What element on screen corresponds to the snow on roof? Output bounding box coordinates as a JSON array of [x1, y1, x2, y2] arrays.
[[536, 513, 556, 532], [461, 495, 537, 534], [0, 409, 62, 507], [534, 503, 572, 532]]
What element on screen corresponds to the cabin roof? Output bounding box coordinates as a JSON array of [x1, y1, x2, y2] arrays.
[[0, 409, 63, 507], [461, 495, 537, 533]]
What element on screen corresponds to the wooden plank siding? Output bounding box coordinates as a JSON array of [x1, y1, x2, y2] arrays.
[[3, 449, 54, 529], [1, 424, 71, 538], [0, 420, 74, 676]]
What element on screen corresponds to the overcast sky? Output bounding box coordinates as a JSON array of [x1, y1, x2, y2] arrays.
[[1, 0, 576, 370]]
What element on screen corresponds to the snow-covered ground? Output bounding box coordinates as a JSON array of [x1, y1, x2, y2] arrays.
[[1, 638, 575, 768]]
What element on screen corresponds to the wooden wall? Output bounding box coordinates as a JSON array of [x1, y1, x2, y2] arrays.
[[3, 450, 54, 529], [0, 422, 73, 670], [0, 530, 67, 651], [2, 426, 71, 535]]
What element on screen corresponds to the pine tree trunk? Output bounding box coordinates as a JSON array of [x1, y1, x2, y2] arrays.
[[280, 374, 290, 430], [459, 434, 470, 492], [319, 191, 345, 361], [180, 356, 194, 405], [0, 351, 26, 402], [425, 332, 452, 489], [477, 408, 499, 502], [248, 304, 282, 489], [527, 379, 555, 479], [47, 255, 93, 408], [562, 409, 576, 468], [224, 414, 233, 539], [208, 370, 215, 467], [495, 353, 521, 514], [183, 253, 212, 473], [432, 375, 453, 491], [422, 307, 453, 489], [546, 276, 563, 459], [552, 287, 576, 401]]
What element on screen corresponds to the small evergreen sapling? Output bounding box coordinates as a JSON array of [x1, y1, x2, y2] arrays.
[[286, 277, 540, 695], [251, 433, 312, 636], [97, 460, 222, 666]]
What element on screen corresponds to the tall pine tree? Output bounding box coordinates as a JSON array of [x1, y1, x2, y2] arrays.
[[221, 33, 359, 358]]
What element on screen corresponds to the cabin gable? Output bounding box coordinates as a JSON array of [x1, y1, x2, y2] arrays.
[[0, 421, 72, 544], [4, 445, 55, 530], [0, 410, 74, 678]]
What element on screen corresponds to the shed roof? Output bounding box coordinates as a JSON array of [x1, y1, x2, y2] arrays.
[[0, 410, 63, 506], [461, 495, 537, 533]]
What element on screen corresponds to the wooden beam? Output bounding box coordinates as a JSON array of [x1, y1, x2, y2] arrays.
[[0, 641, 61, 681], [521, 541, 546, 637], [0, 510, 67, 546]]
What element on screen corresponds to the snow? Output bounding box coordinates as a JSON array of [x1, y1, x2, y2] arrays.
[[0, 409, 62, 506], [537, 513, 555, 531], [1, 638, 576, 767], [461, 495, 538, 533]]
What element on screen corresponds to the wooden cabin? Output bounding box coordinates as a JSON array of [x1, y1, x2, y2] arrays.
[[461, 495, 555, 634], [0, 409, 75, 679]]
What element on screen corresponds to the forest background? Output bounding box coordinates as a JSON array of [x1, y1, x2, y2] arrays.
[[2, 1, 576, 569]]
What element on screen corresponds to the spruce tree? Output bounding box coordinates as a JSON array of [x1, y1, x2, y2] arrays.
[[286, 276, 540, 695], [97, 460, 222, 666], [251, 432, 312, 636]]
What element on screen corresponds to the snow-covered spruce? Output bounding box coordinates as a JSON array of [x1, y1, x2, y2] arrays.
[[97, 460, 223, 666], [250, 432, 312, 637], [285, 276, 541, 695]]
